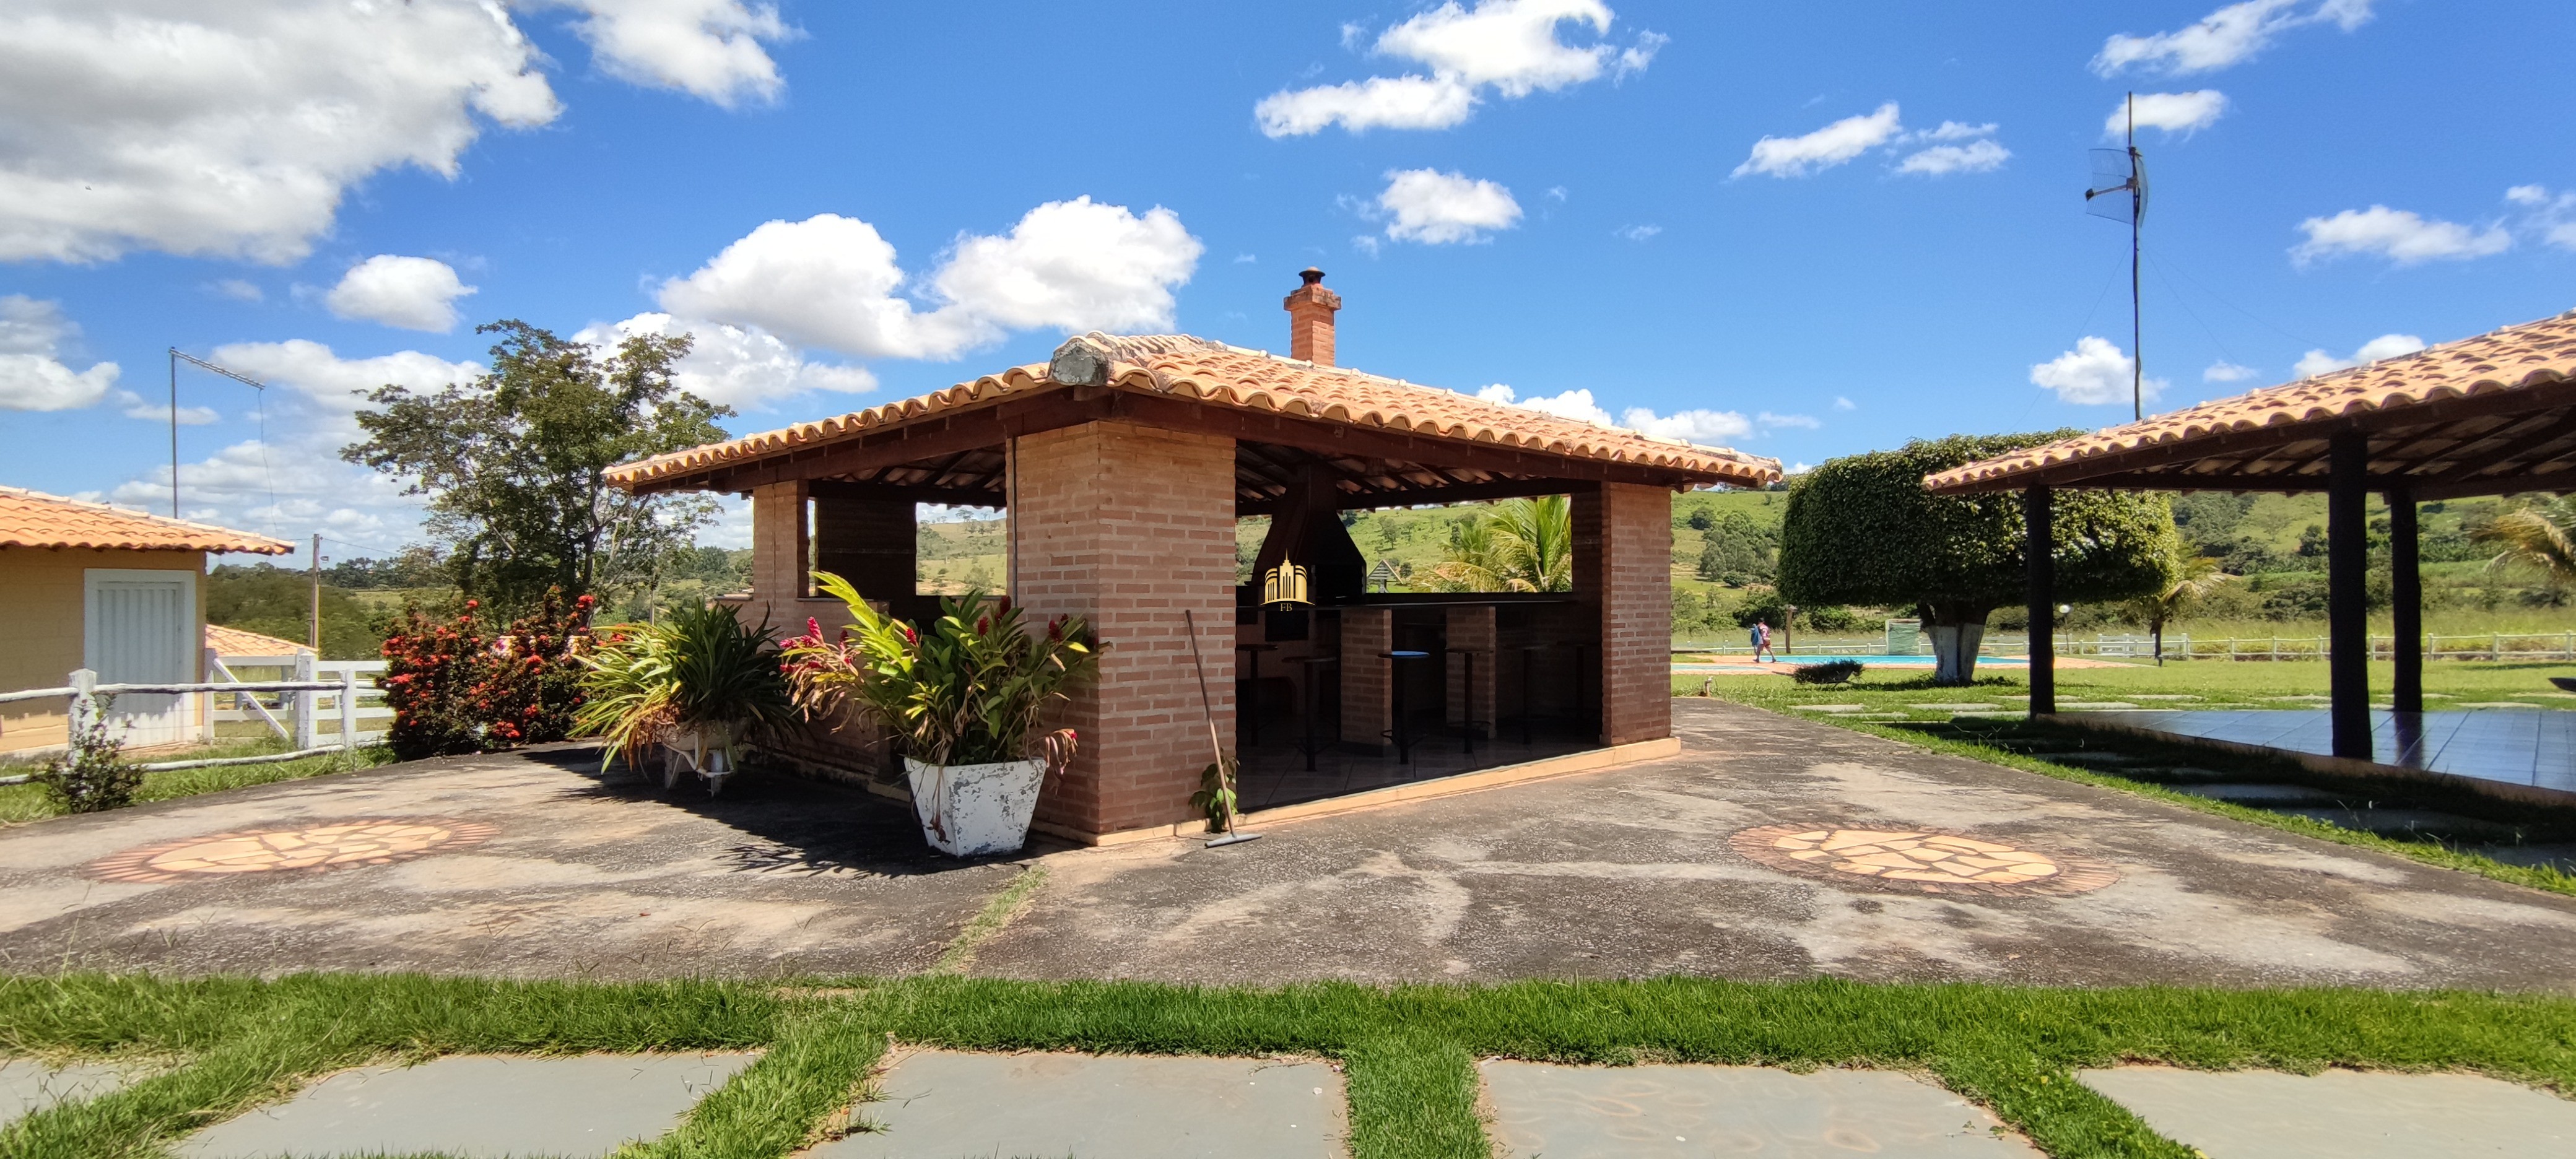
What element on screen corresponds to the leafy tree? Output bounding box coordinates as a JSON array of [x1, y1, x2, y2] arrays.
[[1694, 510, 1778, 586], [342, 321, 731, 612], [2120, 550, 2235, 664], [1778, 432, 2177, 684], [1685, 508, 1715, 532], [1425, 495, 1573, 593]]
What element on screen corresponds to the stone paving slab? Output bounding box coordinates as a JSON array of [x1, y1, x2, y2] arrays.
[[1482, 1061, 2037, 1157], [2078, 1067, 2576, 1157], [821, 1049, 1344, 1158], [179, 1051, 757, 1158], [0, 1058, 131, 1127]]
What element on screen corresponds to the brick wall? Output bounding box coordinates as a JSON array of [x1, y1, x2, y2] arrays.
[[744, 480, 809, 632], [1007, 420, 1237, 836], [1444, 605, 1496, 735], [1337, 607, 1393, 749], [1575, 483, 1673, 745], [812, 494, 914, 604]]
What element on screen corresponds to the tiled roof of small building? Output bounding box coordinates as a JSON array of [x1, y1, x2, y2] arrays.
[[607, 332, 1780, 490], [1925, 309, 2576, 492], [206, 624, 309, 657], [0, 487, 293, 553]]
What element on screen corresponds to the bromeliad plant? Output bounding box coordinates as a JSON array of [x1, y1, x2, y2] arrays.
[[574, 602, 794, 773], [780, 573, 1097, 771]]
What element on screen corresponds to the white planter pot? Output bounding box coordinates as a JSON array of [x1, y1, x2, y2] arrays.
[[661, 721, 738, 796], [904, 757, 1045, 857]]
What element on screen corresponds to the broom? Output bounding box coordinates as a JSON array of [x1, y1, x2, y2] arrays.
[[1183, 607, 1261, 848]]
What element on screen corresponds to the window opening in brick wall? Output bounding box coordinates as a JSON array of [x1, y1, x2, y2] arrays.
[[916, 503, 1006, 597], [1341, 496, 1576, 594]]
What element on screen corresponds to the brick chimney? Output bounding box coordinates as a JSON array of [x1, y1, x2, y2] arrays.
[[1284, 267, 1341, 366]]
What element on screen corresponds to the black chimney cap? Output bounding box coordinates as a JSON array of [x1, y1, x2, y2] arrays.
[[1299, 267, 1326, 285]]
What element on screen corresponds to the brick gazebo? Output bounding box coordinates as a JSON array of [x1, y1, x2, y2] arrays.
[[607, 271, 1779, 842]]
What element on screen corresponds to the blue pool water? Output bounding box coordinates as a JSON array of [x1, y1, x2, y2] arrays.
[[1673, 654, 2029, 667]]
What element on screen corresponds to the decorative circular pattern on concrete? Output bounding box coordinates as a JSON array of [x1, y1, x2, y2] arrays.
[[1731, 823, 2118, 896], [87, 818, 498, 883]]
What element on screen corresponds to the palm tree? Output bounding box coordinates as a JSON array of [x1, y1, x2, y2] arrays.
[[2123, 550, 2234, 665], [1426, 495, 1573, 593], [2472, 497, 2576, 589]]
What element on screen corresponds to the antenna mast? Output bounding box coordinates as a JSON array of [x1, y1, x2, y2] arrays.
[[165, 349, 268, 519], [2083, 95, 2149, 422]]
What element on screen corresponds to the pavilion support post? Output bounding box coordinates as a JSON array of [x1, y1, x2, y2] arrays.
[[1007, 420, 1238, 838], [745, 479, 810, 631], [2328, 431, 2373, 760], [1573, 484, 1673, 746], [2024, 484, 2055, 717], [2388, 484, 2422, 716]]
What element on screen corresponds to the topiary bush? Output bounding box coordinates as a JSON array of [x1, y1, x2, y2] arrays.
[[380, 588, 594, 760]]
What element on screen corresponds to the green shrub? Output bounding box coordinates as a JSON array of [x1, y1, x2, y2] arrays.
[[33, 701, 145, 813]]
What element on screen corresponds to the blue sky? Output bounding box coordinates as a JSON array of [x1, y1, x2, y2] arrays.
[[5, 1, 2573, 564]]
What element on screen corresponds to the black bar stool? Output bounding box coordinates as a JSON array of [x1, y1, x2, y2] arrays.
[[1234, 643, 1276, 748], [1454, 648, 1492, 754], [1381, 649, 1430, 765], [1288, 654, 1338, 772]]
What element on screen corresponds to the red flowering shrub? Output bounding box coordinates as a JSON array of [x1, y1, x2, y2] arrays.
[[380, 589, 595, 760]]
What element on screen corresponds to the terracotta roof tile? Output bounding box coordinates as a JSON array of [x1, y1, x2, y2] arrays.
[[607, 333, 1780, 490], [1925, 309, 2576, 492], [206, 624, 309, 657], [0, 487, 294, 554]]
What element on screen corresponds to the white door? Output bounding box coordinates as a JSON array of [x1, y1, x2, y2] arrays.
[[85, 569, 196, 747]]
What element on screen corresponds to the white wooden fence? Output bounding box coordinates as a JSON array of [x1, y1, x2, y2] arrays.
[[1, 661, 386, 782], [205, 653, 391, 747]]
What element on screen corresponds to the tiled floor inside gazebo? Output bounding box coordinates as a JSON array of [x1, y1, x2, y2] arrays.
[[1230, 700, 1600, 812]]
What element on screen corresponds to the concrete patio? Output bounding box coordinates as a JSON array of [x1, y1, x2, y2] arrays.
[[4, 701, 2576, 989]]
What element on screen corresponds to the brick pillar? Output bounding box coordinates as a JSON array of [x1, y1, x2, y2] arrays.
[[1445, 605, 1495, 737], [812, 493, 915, 603], [1339, 607, 1393, 750], [1008, 421, 1236, 837], [1574, 483, 1673, 746], [747, 480, 809, 630]]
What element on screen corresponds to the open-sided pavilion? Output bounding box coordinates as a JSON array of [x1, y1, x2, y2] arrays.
[[1926, 308, 2576, 778], [608, 272, 1778, 842]]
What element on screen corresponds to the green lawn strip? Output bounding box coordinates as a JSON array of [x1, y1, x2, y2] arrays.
[[0, 744, 399, 826], [621, 998, 888, 1159], [1817, 714, 2576, 899], [2, 976, 2572, 1158]]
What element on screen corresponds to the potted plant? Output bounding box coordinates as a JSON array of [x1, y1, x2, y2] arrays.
[[575, 602, 794, 796], [782, 573, 1097, 857]]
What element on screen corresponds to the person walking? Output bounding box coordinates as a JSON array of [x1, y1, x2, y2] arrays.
[[1751, 618, 1777, 663]]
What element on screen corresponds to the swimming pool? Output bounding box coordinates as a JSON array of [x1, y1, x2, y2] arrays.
[[1673, 654, 2029, 668]]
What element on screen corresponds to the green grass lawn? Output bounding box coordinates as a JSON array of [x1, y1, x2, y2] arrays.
[[0, 739, 396, 825], [1, 971, 2570, 1159]]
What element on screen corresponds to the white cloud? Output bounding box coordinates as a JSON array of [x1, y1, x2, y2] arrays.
[[1473, 383, 1755, 446], [1255, 75, 1478, 136], [116, 391, 219, 425], [576, 312, 875, 412], [2292, 206, 2511, 266], [658, 199, 1203, 361], [1832, 396, 1856, 411], [1897, 139, 2010, 176], [211, 279, 265, 303], [0, 295, 118, 412], [1756, 411, 1821, 430], [2031, 336, 2165, 406], [109, 436, 417, 546], [1233, 253, 1259, 264], [2117, 91, 2230, 137], [1377, 170, 1523, 245], [1913, 121, 1996, 142], [2204, 360, 2260, 383], [1351, 235, 1383, 258], [206, 339, 483, 428], [324, 254, 478, 332], [539, 0, 793, 108], [2294, 333, 2423, 378], [2506, 184, 2576, 251], [1256, 0, 1660, 136], [1733, 103, 1902, 179], [1614, 224, 1661, 241], [0, 1, 560, 264], [1623, 407, 1754, 444], [2092, 0, 2373, 77]]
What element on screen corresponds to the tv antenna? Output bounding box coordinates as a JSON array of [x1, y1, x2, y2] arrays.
[[2085, 92, 2149, 422], [166, 348, 266, 519]]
